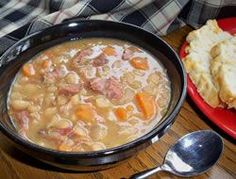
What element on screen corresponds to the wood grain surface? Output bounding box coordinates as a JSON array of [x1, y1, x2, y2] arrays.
[[0, 25, 235, 179]]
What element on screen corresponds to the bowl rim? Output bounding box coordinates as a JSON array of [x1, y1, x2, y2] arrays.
[[0, 19, 187, 158]]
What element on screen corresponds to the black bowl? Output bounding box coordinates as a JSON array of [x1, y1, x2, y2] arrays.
[[0, 20, 186, 171]]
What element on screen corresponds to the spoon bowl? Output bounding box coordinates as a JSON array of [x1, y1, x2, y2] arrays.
[[130, 130, 223, 178]]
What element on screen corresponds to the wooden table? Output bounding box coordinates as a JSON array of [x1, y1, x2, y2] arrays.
[[0, 26, 235, 179]]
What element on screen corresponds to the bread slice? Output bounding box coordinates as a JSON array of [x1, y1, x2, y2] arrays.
[[183, 19, 232, 107], [210, 36, 236, 109]]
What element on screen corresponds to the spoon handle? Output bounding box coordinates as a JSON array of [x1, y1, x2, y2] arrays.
[[130, 166, 163, 179]]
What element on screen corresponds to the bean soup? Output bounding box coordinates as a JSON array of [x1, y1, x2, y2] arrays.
[[8, 38, 171, 152]]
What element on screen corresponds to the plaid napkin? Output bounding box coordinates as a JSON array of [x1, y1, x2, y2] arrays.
[[0, 0, 235, 55]]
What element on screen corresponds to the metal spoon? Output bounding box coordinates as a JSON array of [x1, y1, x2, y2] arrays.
[[130, 130, 223, 179]]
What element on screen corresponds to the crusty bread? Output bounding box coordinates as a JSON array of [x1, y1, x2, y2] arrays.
[[210, 36, 236, 109], [183, 20, 232, 108]]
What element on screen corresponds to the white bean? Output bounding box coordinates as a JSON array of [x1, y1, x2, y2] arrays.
[[95, 96, 111, 108], [10, 92, 22, 100], [11, 100, 30, 110], [53, 119, 73, 129], [29, 112, 40, 121], [91, 142, 106, 151], [82, 141, 106, 151], [133, 69, 145, 76], [73, 125, 88, 137], [32, 93, 44, 105], [28, 105, 40, 113], [90, 123, 108, 141], [112, 60, 121, 68], [70, 94, 82, 105], [129, 80, 142, 89], [44, 93, 56, 106], [44, 107, 57, 118], [47, 86, 57, 92], [57, 95, 68, 106], [23, 84, 41, 95], [48, 114, 73, 129], [113, 88, 135, 105], [65, 72, 79, 84], [121, 72, 135, 84], [143, 83, 158, 96], [79, 65, 96, 79], [97, 65, 110, 77]]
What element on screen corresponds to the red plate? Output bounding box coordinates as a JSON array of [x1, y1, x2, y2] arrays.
[[179, 17, 236, 139]]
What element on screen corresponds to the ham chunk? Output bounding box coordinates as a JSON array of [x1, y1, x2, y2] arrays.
[[72, 48, 93, 67], [122, 46, 141, 61], [105, 77, 123, 100], [38, 128, 70, 144], [38, 129, 66, 145], [89, 77, 123, 100], [52, 127, 73, 136], [53, 65, 68, 78], [44, 65, 68, 83], [92, 53, 108, 67], [59, 84, 81, 95], [89, 78, 106, 94], [15, 111, 29, 131], [122, 48, 134, 60]]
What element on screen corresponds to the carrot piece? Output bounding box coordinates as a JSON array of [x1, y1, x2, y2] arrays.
[[135, 92, 156, 120], [22, 64, 35, 76], [115, 107, 128, 121], [130, 57, 149, 70], [103, 46, 116, 56], [75, 104, 95, 123], [42, 60, 52, 69]]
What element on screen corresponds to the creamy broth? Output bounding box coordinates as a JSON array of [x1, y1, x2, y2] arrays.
[[8, 38, 171, 152]]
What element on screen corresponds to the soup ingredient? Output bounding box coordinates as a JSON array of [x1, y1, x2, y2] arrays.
[[58, 141, 73, 151], [105, 77, 123, 100], [22, 64, 35, 76], [92, 53, 108, 67], [89, 77, 123, 100], [122, 48, 133, 60], [90, 123, 108, 141], [72, 48, 93, 67], [103, 46, 116, 56], [73, 122, 89, 137], [95, 96, 111, 108], [39, 128, 68, 144], [115, 107, 128, 121], [15, 110, 29, 131], [65, 72, 79, 84], [126, 105, 134, 112], [75, 104, 95, 123], [59, 84, 81, 95], [42, 60, 52, 69], [122, 46, 140, 60], [11, 100, 30, 110], [130, 57, 149, 70], [48, 118, 73, 129], [89, 78, 106, 93], [135, 92, 156, 120]]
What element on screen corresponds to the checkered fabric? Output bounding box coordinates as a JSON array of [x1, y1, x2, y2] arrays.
[[0, 0, 235, 55]]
